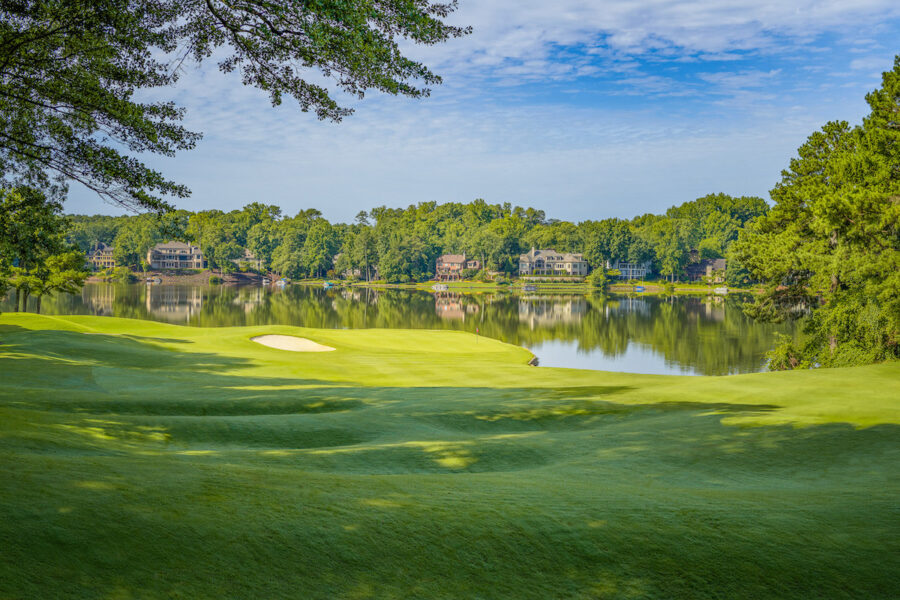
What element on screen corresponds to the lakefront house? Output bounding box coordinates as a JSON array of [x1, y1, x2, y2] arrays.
[[86, 242, 116, 271], [685, 258, 727, 282], [519, 248, 589, 277], [435, 254, 481, 281], [606, 259, 652, 279], [146, 241, 206, 270]]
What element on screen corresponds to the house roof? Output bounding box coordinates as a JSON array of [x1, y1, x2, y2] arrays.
[[686, 258, 727, 275], [438, 254, 466, 263], [152, 241, 200, 251], [520, 248, 586, 262]]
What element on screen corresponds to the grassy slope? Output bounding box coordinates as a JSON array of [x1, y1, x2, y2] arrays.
[[0, 313, 897, 599]]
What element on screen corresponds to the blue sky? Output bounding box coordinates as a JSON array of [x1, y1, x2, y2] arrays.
[[65, 0, 900, 222]]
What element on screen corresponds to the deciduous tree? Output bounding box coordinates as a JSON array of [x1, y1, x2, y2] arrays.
[[0, 186, 68, 310], [0, 0, 469, 211], [21, 250, 89, 313]]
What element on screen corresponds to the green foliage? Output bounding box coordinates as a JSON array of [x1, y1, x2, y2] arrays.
[[301, 220, 338, 277], [0, 187, 67, 268], [113, 215, 162, 268], [587, 268, 608, 290], [579, 218, 649, 269], [269, 210, 326, 279], [112, 266, 137, 284], [25, 250, 90, 313], [724, 247, 754, 287], [765, 333, 811, 371], [642, 218, 690, 282], [58, 193, 775, 286], [697, 237, 723, 260], [0, 1, 196, 210], [0, 1, 468, 211], [66, 215, 128, 252], [525, 220, 577, 253], [0, 186, 85, 311], [208, 275, 222, 284], [735, 55, 900, 368], [666, 192, 767, 249], [246, 220, 280, 271]]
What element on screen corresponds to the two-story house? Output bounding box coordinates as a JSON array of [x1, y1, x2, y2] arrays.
[[606, 259, 652, 279], [435, 254, 481, 281], [86, 242, 116, 271], [146, 241, 206, 270], [519, 248, 589, 277]]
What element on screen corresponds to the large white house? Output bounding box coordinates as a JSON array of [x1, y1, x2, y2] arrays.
[[519, 248, 589, 277], [146, 241, 206, 270]]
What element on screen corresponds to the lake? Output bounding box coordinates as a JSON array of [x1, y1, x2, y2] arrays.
[[1, 283, 796, 376]]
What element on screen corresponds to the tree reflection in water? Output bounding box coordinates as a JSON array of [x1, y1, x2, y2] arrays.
[[4, 283, 796, 375]]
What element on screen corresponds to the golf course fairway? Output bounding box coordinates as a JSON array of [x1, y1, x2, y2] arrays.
[[1, 313, 898, 599]]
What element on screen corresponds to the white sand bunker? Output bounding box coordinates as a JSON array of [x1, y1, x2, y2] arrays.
[[251, 335, 335, 352]]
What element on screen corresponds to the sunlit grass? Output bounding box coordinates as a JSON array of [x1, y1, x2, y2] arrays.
[[0, 313, 897, 599]]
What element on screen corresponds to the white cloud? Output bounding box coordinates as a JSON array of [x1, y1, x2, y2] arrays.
[[64, 1, 899, 219], [850, 55, 894, 72], [698, 69, 782, 91], [408, 0, 900, 81]]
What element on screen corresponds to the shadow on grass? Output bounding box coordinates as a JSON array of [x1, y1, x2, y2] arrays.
[[0, 323, 26, 336], [0, 422, 897, 600], [0, 328, 247, 372], [1, 327, 897, 599]]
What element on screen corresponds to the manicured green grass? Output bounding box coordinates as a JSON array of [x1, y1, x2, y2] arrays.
[[1, 313, 897, 599]]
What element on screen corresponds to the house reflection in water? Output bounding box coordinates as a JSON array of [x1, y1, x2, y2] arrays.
[[232, 286, 266, 314], [82, 284, 117, 316], [145, 286, 204, 323], [603, 296, 650, 318], [703, 297, 726, 322], [518, 296, 587, 329], [341, 289, 363, 302], [435, 293, 480, 321]]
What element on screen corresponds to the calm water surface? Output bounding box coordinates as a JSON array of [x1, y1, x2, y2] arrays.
[[2, 283, 795, 376]]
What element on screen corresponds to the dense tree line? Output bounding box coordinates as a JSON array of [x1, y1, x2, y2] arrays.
[[66, 193, 768, 283]]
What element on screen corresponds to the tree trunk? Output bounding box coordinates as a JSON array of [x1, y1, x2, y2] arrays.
[[21, 289, 29, 312], [13, 288, 19, 312], [35, 294, 42, 314], [829, 230, 840, 295]]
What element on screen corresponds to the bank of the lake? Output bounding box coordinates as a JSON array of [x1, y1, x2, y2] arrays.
[[1, 283, 794, 375], [298, 277, 762, 295], [0, 313, 897, 599]]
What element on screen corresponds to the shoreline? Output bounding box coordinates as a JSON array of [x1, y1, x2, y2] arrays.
[[85, 269, 761, 295]]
